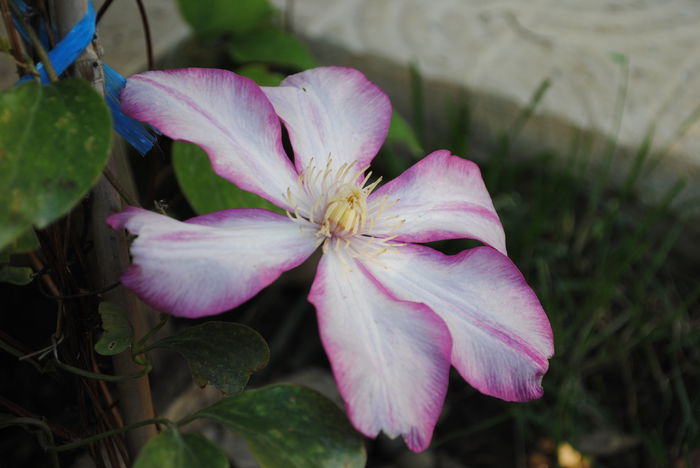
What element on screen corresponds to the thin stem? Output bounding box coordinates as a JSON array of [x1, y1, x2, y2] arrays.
[[8, 1, 59, 82], [2, 333, 151, 381], [29, 252, 60, 295], [50, 417, 171, 452], [134, 0, 154, 70], [0, 0, 27, 75], [175, 413, 199, 428], [54, 359, 151, 382], [1, 418, 60, 468], [95, 0, 115, 23], [135, 314, 169, 353], [0, 337, 44, 373]]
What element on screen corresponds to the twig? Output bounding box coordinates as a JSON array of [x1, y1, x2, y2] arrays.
[[0, 0, 27, 75], [134, 0, 153, 70], [91, 357, 126, 428], [18, 334, 63, 361], [37, 2, 56, 47], [29, 252, 61, 296], [95, 0, 115, 24], [8, 1, 59, 82], [0, 336, 44, 373]]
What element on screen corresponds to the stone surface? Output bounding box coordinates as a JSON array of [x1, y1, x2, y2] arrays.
[[271, 0, 700, 206], [3, 0, 697, 208]]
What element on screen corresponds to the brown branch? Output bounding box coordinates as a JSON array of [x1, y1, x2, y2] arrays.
[[0, 0, 27, 76], [29, 252, 61, 297]]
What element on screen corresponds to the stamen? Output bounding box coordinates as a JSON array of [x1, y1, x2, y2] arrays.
[[284, 159, 404, 260]]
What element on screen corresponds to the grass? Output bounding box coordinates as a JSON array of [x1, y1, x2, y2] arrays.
[[371, 63, 699, 467]]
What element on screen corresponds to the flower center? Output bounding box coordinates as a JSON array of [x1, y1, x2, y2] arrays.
[[320, 184, 368, 237], [284, 158, 407, 265]]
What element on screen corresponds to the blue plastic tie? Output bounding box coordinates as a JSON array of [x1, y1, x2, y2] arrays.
[[104, 64, 159, 155], [16, 2, 95, 84], [12, 1, 157, 155]]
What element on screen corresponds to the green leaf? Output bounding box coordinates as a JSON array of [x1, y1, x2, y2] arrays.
[[176, 0, 272, 37], [193, 384, 366, 468], [236, 64, 284, 86], [172, 141, 282, 214], [151, 321, 269, 395], [228, 26, 317, 70], [5, 229, 40, 253], [0, 252, 33, 285], [387, 112, 423, 156], [0, 79, 112, 250], [95, 302, 134, 356], [134, 429, 228, 468]]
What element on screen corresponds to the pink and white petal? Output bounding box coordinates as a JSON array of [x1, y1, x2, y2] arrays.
[[262, 66, 391, 173], [121, 68, 298, 209], [363, 244, 553, 402], [309, 248, 451, 452], [107, 207, 317, 318], [368, 150, 507, 255]]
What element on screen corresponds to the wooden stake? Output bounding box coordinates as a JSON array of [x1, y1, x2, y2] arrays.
[[50, 0, 157, 459]]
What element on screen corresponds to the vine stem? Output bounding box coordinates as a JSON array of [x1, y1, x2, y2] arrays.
[[0, 334, 150, 381], [0, 417, 60, 468], [50, 418, 172, 453], [54, 359, 152, 382]]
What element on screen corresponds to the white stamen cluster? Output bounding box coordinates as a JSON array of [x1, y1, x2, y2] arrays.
[[284, 158, 405, 260]]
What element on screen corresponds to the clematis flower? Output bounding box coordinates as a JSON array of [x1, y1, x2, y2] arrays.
[[108, 66, 553, 452]]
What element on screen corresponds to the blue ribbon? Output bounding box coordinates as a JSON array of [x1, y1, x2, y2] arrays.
[[12, 0, 157, 155], [104, 63, 158, 155]]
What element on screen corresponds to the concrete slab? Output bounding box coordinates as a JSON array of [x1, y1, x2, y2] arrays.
[[271, 0, 700, 207], [2, 0, 697, 209]]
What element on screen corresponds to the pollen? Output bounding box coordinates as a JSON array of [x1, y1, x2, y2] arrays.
[[321, 184, 367, 236], [285, 158, 398, 256]]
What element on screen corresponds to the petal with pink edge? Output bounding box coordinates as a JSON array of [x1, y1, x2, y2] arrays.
[[363, 244, 553, 402], [107, 207, 317, 318], [262, 66, 391, 173], [121, 68, 298, 209], [309, 248, 451, 452], [368, 150, 507, 255]]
